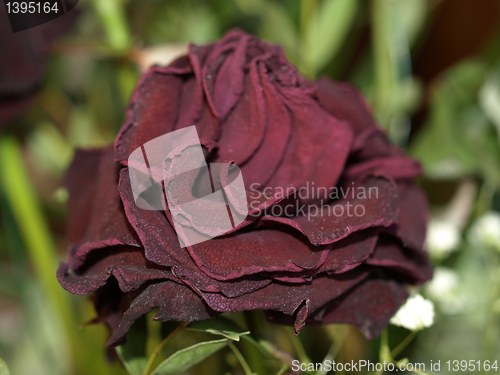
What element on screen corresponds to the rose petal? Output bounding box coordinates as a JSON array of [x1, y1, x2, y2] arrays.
[[197, 269, 368, 317], [115, 70, 186, 164], [118, 169, 271, 297], [231, 62, 292, 188], [66, 147, 140, 270], [318, 229, 380, 273], [187, 226, 329, 280], [259, 177, 400, 245], [366, 235, 433, 284], [107, 281, 216, 346], [394, 183, 428, 251], [202, 30, 249, 120], [57, 246, 173, 295], [316, 79, 377, 138], [344, 157, 422, 181], [266, 86, 353, 204], [213, 60, 266, 165], [315, 278, 408, 339]]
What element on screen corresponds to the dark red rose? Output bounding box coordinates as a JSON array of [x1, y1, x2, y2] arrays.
[[0, 6, 76, 129], [57, 30, 432, 346]]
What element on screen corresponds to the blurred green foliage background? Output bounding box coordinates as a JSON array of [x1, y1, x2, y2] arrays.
[[1, 0, 500, 374]]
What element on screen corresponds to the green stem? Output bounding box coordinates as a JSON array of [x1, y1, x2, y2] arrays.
[[373, 329, 391, 375], [90, 0, 131, 52], [483, 251, 500, 363], [143, 323, 184, 375], [299, 0, 318, 77], [316, 326, 348, 375], [276, 363, 288, 375], [391, 330, 418, 359], [0, 136, 79, 365], [229, 342, 254, 375], [371, 0, 394, 128], [286, 328, 311, 364]]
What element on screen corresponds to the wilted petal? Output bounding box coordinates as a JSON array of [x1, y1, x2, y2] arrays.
[[259, 177, 400, 245], [366, 236, 433, 285], [107, 281, 216, 346], [316, 79, 377, 138], [187, 227, 329, 280], [266, 88, 353, 204], [118, 169, 271, 297], [66, 147, 140, 270], [316, 278, 408, 339], [57, 246, 173, 295], [198, 270, 368, 318]]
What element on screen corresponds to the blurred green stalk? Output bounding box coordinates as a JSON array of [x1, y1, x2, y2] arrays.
[[372, 0, 395, 128], [0, 136, 79, 371], [91, 0, 131, 52]]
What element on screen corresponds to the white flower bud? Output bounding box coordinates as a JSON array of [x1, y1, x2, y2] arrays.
[[468, 212, 500, 252], [390, 294, 435, 331], [425, 267, 466, 314], [426, 219, 461, 259]]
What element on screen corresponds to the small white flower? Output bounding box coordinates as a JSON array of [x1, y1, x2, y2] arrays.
[[468, 212, 500, 252], [425, 268, 466, 314], [426, 268, 458, 297], [390, 294, 435, 331], [425, 219, 461, 259]]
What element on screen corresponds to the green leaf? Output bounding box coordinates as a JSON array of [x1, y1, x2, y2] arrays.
[[393, 0, 427, 46], [116, 347, 148, 375], [115, 316, 148, 375], [186, 316, 250, 341], [91, 0, 131, 51], [302, 0, 359, 76], [480, 73, 500, 143], [151, 338, 230, 375], [0, 357, 10, 375], [409, 60, 495, 179], [260, 3, 299, 64]]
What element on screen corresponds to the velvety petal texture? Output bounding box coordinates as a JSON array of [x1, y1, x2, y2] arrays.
[[58, 29, 432, 346]]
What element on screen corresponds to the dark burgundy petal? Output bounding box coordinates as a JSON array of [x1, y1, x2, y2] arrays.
[[351, 129, 402, 160], [114, 70, 187, 165], [259, 177, 400, 245], [201, 30, 249, 120], [66, 147, 140, 270], [262, 230, 379, 284], [232, 62, 292, 189], [343, 157, 422, 181], [91, 279, 141, 335], [394, 183, 428, 251], [187, 227, 329, 280], [316, 278, 408, 339], [265, 87, 353, 203], [316, 78, 377, 138], [57, 246, 176, 296], [0, 98, 34, 129], [196, 270, 368, 317], [318, 229, 380, 274], [366, 236, 433, 285], [118, 169, 271, 297], [107, 281, 216, 346], [213, 61, 266, 165]]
